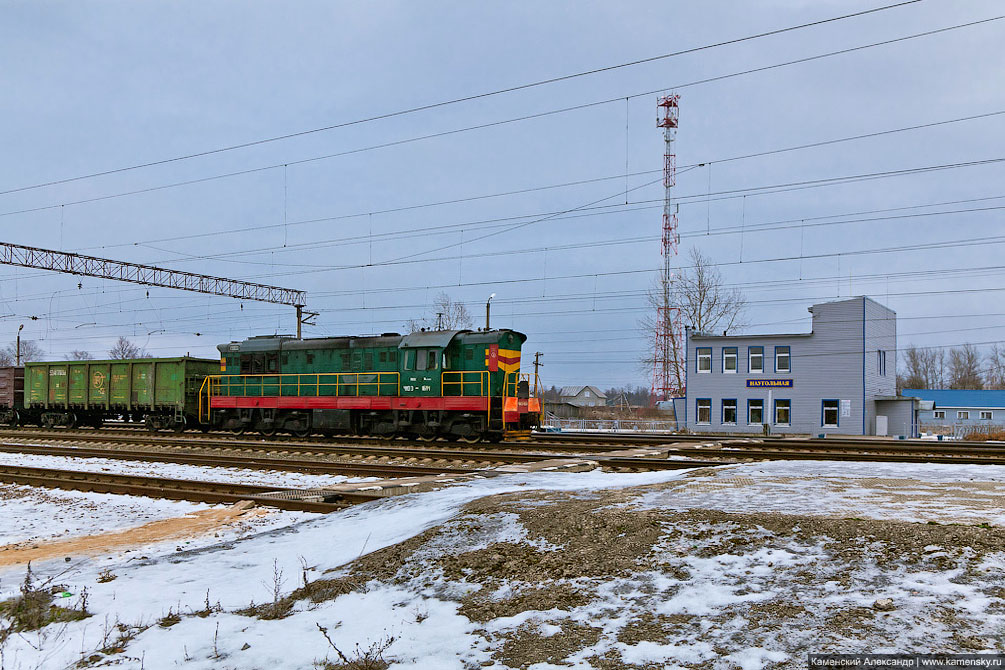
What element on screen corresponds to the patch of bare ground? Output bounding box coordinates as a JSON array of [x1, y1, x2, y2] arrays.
[[241, 480, 1005, 665], [488, 621, 602, 669], [459, 583, 591, 622], [616, 612, 698, 645]]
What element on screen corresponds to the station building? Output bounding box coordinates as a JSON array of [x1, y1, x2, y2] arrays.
[[683, 296, 916, 436]]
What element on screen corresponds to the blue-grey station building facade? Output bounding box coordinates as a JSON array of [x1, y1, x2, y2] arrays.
[[682, 296, 916, 436]]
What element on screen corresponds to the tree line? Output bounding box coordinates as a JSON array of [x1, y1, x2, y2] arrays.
[[899, 343, 1005, 391], [0, 336, 151, 366], [540, 384, 656, 407]]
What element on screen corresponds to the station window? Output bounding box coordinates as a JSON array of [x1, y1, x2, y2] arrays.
[[748, 399, 764, 425], [697, 348, 712, 373], [696, 398, 711, 424], [748, 346, 763, 374], [877, 350, 888, 376], [957, 411, 969, 420], [722, 399, 737, 425], [774, 399, 791, 426], [981, 411, 993, 420], [933, 410, 945, 420], [775, 346, 791, 373], [822, 399, 839, 427], [722, 348, 737, 374]]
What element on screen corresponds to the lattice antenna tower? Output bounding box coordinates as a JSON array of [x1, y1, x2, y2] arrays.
[[651, 93, 685, 402]]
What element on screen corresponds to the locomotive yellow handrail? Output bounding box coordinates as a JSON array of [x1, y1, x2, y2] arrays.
[[200, 372, 400, 423], [503, 371, 540, 400], [441, 370, 489, 397]]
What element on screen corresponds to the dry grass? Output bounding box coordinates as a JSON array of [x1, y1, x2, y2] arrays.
[[963, 428, 1005, 441], [0, 565, 90, 637]]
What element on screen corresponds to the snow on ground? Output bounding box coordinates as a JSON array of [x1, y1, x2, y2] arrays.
[[632, 460, 1005, 526], [1, 461, 1003, 669], [0, 486, 212, 546], [0, 451, 374, 547], [0, 451, 376, 491]]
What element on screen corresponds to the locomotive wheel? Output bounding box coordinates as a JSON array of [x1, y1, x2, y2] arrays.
[[458, 434, 482, 444], [230, 426, 246, 436], [415, 433, 437, 442], [292, 427, 311, 438], [259, 425, 276, 437]]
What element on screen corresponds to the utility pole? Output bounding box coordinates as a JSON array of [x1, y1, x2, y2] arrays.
[[436, 312, 444, 330], [533, 351, 543, 376], [16, 324, 23, 365]]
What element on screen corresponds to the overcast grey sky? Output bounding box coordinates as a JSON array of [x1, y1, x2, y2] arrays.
[[1, 1, 1003, 389]]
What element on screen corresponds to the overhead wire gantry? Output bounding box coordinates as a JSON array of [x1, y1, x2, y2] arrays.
[[0, 242, 315, 337]]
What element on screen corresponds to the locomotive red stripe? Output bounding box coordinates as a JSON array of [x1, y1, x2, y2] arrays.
[[210, 396, 490, 412]]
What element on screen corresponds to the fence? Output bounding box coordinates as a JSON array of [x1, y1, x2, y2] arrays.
[[541, 413, 679, 433]]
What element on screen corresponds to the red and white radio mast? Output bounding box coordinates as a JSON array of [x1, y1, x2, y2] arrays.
[[651, 93, 685, 402]]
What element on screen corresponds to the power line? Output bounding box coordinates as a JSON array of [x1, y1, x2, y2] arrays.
[[0, 0, 924, 197]]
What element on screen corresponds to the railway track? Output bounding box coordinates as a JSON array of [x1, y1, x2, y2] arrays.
[[0, 464, 385, 513]]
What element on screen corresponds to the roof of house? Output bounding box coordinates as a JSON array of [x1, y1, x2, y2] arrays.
[[902, 389, 1005, 409], [559, 385, 607, 398]]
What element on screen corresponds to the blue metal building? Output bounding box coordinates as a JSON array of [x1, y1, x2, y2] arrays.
[[903, 389, 1005, 431]]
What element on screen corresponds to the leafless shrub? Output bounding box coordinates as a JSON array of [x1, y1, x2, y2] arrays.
[[315, 623, 395, 670]]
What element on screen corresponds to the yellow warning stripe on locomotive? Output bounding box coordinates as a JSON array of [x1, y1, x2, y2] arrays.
[[485, 348, 521, 373]]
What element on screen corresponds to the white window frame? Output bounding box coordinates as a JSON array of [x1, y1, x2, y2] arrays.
[[722, 399, 737, 425], [723, 348, 737, 374], [748, 347, 763, 374], [774, 399, 791, 427], [775, 346, 791, 373], [748, 399, 764, 425], [980, 411, 993, 421], [696, 398, 711, 425], [932, 410, 945, 420], [822, 400, 839, 428], [697, 348, 712, 373], [958, 410, 969, 420]]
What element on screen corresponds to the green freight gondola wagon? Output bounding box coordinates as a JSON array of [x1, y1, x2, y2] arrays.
[[25, 357, 218, 430]]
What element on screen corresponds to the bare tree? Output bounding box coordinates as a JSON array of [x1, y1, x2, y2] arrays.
[[986, 344, 1005, 390], [899, 345, 947, 390], [948, 344, 983, 390], [67, 350, 93, 360], [0, 340, 45, 365], [108, 336, 147, 360], [405, 293, 473, 333], [639, 247, 747, 391]]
